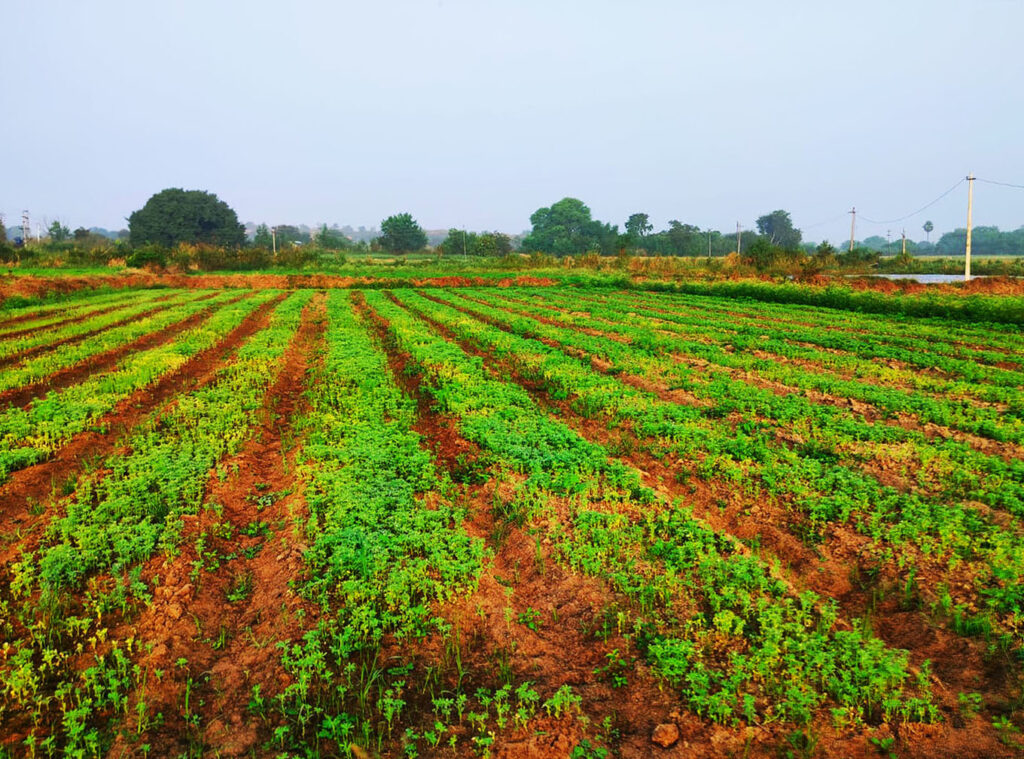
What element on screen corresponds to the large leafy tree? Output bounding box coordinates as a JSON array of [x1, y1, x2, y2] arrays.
[[521, 197, 618, 256], [315, 224, 350, 250], [377, 213, 427, 253], [755, 209, 802, 250], [128, 188, 246, 248], [252, 224, 273, 248]]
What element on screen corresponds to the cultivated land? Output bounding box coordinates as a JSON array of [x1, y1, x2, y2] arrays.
[[0, 283, 1022, 758]]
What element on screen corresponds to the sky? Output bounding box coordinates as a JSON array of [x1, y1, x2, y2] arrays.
[[2, 0, 1023, 243]]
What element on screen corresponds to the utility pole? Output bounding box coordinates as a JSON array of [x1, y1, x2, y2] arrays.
[[886, 229, 891, 257], [463, 228, 467, 260], [21, 211, 30, 244], [271, 226, 277, 256], [848, 207, 856, 252], [736, 222, 742, 256], [901, 229, 907, 259], [707, 229, 712, 259], [965, 173, 975, 280]]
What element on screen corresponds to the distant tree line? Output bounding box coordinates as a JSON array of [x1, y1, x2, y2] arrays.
[[6, 186, 1024, 271]]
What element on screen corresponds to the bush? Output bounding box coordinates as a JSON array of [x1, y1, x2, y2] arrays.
[[125, 246, 168, 269]]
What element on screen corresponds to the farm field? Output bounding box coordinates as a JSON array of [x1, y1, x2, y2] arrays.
[[0, 285, 1022, 758]]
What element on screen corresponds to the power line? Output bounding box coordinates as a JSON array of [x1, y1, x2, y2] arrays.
[[858, 177, 965, 225], [977, 177, 1024, 190], [801, 210, 850, 229]]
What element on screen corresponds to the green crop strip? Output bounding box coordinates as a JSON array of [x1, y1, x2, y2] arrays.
[[270, 291, 485, 753], [400, 290, 1024, 646], [496, 288, 1024, 439], [0, 291, 242, 394], [0, 291, 276, 484], [0, 289, 195, 361], [362, 290, 936, 728], [0, 290, 156, 333], [462, 288, 1024, 515], [0, 290, 311, 757]]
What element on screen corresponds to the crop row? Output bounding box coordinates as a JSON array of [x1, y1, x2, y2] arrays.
[[0, 291, 276, 484], [0, 290, 311, 757], [361, 290, 937, 728], [0, 289, 188, 361], [0, 291, 237, 395], [271, 290, 486, 753], [397, 290, 1024, 649], [497, 288, 1024, 432], [0, 290, 155, 335], [458, 289, 1024, 510]]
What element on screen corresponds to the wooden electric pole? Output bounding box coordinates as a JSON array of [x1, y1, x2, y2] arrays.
[[965, 173, 975, 280], [848, 207, 856, 252], [736, 222, 742, 256]]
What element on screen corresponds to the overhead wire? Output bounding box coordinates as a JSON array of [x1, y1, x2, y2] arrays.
[[977, 177, 1024, 190], [857, 177, 965, 225]]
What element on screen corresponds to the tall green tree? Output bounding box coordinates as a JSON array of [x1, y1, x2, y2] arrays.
[[128, 188, 245, 248], [377, 213, 427, 253], [755, 209, 802, 250]]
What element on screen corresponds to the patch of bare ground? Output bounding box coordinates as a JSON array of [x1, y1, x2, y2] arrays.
[[0, 292, 249, 411], [107, 294, 325, 759], [389, 291, 1022, 759], [0, 294, 287, 564], [0, 293, 212, 370]]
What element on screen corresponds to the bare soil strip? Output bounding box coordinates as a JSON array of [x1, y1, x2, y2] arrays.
[[0, 294, 211, 370], [356, 293, 696, 758], [389, 292, 1021, 759], [110, 294, 326, 759], [0, 294, 287, 557], [0, 293, 249, 411]]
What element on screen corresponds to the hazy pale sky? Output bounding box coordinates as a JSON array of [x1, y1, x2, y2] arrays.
[[2, 0, 1022, 242]]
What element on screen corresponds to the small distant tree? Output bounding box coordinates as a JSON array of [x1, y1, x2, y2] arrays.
[[377, 213, 427, 253], [48, 221, 71, 243], [625, 213, 653, 243], [923, 220, 934, 243], [315, 224, 349, 250], [253, 224, 273, 248], [756, 210, 802, 250]]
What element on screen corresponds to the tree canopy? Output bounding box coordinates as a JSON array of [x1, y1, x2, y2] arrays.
[[755, 210, 802, 250], [128, 188, 245, 248], [377, 213, 427, 253], [520, 198, 619, 256]]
